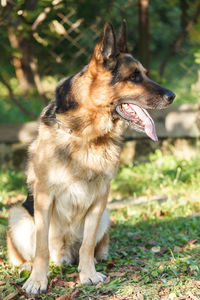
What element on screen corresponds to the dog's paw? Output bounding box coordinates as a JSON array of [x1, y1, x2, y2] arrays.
[[22, 273, 48, 295], [79, 271, 106, 285]]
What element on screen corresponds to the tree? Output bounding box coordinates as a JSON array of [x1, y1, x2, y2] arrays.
[[138, 0, 150, 70], [159, 0, 200, 78]]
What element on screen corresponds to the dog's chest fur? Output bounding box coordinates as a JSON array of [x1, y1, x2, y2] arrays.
[[28, 124, 123, 223]]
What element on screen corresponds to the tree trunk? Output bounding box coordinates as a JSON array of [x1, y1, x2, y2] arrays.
[[8, 27, 35, 94], [180, 0, 189, 33], [159, 2, 200, 78], [138, 0, 150, 70], [8, 26, 48, 104]]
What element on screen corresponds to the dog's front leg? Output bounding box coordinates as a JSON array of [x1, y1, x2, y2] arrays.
[[78, 191, 108, 285], [23, 185, 52, 294]]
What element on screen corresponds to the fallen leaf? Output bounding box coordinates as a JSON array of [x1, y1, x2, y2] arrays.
[[55, 278, 76, 288], [187, 291, 199, 300], [159, 247, 167, 254], [158, 287, 170, 296], [5, 292, 19, 300], [132, 265, 141, 271], [55, 278, 66, 287], [66, 272, 78, 278], [56, 294, 71, 300], [154, 210, 165, 218], [132, 273, 142, 281], [124, 265, 136, 272], [151, 246, 161, 253], [147, 240, 157, 246], [109, 271, 125, 277], [0, 280, 5, 286], [173, 246, 182, 252], [193, 280, 200, 288], [95, 282, 102, 289], [104, 276, 111, 284], [187, 238, 198, 245], [106, 263, 116, 271], [0, 259, 6, 267], [49, 275, 61, 289], [75, 277, 80, 284], [71, 288, 80, 299], [133, 234, 142, 240], [65, 281, 76, 288]]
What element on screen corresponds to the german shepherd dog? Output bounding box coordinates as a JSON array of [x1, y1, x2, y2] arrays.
[[7, 21, 175, 294]]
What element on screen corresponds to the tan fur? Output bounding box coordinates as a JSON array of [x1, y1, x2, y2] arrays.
[[7, 231, 25, 266]]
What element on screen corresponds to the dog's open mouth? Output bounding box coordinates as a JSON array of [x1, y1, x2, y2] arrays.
[[116, 103, 158, 141]]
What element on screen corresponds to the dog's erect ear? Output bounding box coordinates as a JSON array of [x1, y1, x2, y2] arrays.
[[91, 22, 119, 71], [101, 23, 118, 62], [117, 20, 128, 53]]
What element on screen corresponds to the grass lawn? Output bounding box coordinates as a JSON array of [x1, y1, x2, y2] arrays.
[[0, 151, 200, 299]]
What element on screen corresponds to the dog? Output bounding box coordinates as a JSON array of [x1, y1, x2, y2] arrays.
[[7, 21, 175, 294]]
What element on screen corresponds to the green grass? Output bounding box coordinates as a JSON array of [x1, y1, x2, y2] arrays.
[[0, 152, 200, 299], [111, 150, 200, 200], [0, 169, 26, 205]]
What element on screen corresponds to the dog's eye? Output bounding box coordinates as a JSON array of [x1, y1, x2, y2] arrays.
[[129, 70, 141, 83], [129, 74, 135, 81]]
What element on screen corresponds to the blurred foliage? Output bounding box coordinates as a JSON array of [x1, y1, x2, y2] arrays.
[[111, 149, 200, 199], [0, 0, 200, 122]]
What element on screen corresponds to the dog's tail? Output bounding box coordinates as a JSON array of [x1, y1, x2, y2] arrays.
[[7, 206, 35, 266]]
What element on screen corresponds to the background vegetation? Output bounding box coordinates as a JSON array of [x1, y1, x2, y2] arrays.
[[0, 0, 200, 122]]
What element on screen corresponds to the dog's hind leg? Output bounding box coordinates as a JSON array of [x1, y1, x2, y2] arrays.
[[7, 206, 35, 265], [7, 231, 25, 266], [49, 230, 74, 266], [95, 231, 109, 261], [95, 208, 110, 261]]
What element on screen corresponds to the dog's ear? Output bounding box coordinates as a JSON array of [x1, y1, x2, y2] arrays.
[[117, 20, 128, 53], [100, 22, 118, 62], [90, 23, 119, 72]]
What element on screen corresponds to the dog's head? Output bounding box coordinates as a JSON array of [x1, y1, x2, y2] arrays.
[[54, 22, 175, 141]]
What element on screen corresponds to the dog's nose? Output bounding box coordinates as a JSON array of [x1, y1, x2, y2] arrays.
[[163, 91, 176, 103]]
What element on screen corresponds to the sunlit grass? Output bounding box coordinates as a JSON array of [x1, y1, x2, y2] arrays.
[[111, 150, 200, 200]]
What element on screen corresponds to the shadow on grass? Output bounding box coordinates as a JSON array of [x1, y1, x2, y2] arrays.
[[0, 209, 200, 299]]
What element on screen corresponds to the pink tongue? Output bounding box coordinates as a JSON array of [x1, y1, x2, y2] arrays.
[[129, 104, 158, 142]]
